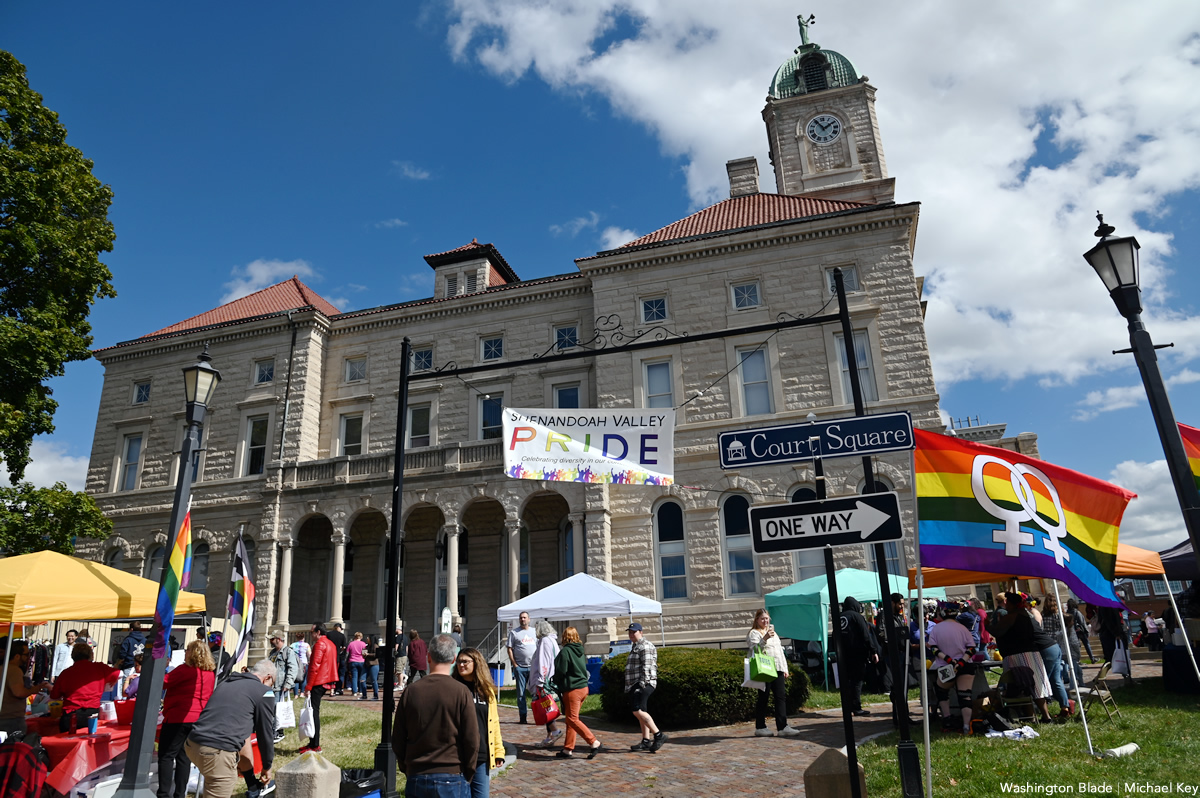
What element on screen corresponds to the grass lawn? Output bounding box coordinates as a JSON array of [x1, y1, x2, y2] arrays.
[[858, 679, 1200, 796]]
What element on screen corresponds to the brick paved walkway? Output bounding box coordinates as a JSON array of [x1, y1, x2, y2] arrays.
[[322, 657, 1170, 796]]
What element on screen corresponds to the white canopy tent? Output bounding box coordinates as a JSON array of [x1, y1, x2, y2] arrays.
[[496, 573, 664, 641]]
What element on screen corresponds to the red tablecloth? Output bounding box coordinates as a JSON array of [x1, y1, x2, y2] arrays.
[[35, 720, 132, 795]]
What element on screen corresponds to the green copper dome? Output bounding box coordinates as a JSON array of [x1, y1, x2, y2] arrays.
[[768, 42, 861, 99]]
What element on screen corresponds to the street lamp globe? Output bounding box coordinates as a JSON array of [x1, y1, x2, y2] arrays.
[[1083, 212, 1142, 318], [182, 346, 222, 407]]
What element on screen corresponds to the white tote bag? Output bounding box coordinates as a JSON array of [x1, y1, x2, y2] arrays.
[[298, 696, 315, 738], [276, 698, 296, 730], [741, 658, 766, 691], [1111, 640, 1131, 677]]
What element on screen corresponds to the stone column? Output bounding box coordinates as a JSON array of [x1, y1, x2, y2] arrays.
[[505, 519, 521, 603], [568, 513, 586, 576], [444, 524, 461, 624], [583, 487, 614, 655], [276, 540, 294, 629], [330, 533, 346, 624]]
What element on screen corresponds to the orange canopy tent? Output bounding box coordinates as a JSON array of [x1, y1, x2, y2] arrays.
[[907, 542, 1165, 589]]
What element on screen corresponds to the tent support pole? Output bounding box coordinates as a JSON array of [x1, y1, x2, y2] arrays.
[[1051, 580, 1094, 756], [911, 450, 932, 798], [0, 627, 15, 728], [1163, 573, 1200, 685]]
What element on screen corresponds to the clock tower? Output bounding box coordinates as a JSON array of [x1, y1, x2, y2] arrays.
[[762, 15, 895, 204]]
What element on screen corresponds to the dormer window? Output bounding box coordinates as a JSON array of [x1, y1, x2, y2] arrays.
[[799, 54, 829, 92], [446, 275, 458, 296], [465, 273, 478, 293]]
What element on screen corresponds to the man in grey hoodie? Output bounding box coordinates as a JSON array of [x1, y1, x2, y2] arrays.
[[185, 659, 277, 798]]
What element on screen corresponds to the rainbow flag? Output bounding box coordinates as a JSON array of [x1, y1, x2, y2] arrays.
[[1181, 423, 1200, 491], [220, 536, 256, 678], [151, 509, 193, 659], [915, 429, 1135, 608]]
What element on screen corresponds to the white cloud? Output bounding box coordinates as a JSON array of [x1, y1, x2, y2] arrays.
[[392, 161, 432, 180], [0, 440, 89, 492], [376, 218, 409, 229], [600, 225, 639, 250], [1074, 368, 1200, 420], [1107, 459, 1189, 554], [444, 1, 1200, 388], [221, 259, 317, 304], [550, 211, 600, 237]]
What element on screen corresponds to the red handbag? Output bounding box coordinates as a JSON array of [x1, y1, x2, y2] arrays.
[[532, 688, 560, 725]]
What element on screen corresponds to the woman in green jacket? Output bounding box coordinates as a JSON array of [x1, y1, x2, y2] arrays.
[[552, 626, 601, 759]]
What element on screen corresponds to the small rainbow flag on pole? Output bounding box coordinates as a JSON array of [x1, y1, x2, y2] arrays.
[[220, 536, 256, 678], [151, 507, 193, 659], [1181, 423, 1200, 491], [916, 429, 1135, 608]]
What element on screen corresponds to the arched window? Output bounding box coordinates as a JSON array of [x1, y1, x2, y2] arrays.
[[191, 542, 210, 591], [860, 478, 902, 576], [800, 54, 829, 92], [721, 495, 757, 596], [791, 486, 817, 503], [654, 501, 687, 600], [104, 548, 125, 571], [143, 545, 165, 582]]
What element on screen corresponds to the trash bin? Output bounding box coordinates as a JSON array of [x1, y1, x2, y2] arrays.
[[586, 656, 603, 694], [490, 664, 504, 688]]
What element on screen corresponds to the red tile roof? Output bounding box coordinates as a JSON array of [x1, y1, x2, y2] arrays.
[[592, 193, 873, 254], [424, 239, 519, 283], [141, 276, 341, 338]]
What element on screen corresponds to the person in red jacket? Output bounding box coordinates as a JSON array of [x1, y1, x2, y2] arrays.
[[300, 623, 339, 753], [157, 640, 216, 798], [407, 630, 428, 684], [50, 643, 119, 733]]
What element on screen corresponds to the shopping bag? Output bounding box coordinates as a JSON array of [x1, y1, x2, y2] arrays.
[[276, 697, 296, 730], [741, 658, 766, 691], [299, 696, 316, 738], [749, 645, 777, 682], [531, 689, 559, 725], [1111, 641, 1131, 677]]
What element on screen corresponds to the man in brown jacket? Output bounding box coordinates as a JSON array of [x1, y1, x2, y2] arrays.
[[392, 633, 478, 797]]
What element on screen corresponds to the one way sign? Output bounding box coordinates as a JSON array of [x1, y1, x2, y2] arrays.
[[749, 492, 903, 554]]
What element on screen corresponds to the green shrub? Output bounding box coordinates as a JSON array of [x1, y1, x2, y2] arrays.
[[599, 647, 810, 728]]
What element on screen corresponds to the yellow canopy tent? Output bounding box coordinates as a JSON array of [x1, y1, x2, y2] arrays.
[[0, 550, 206, 624]]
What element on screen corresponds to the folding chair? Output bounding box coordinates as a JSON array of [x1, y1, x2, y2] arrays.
[[997, 668, 1037, 724], [1078, 661, 1121, 723]]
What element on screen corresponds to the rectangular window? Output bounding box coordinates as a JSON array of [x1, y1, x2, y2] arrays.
[[465, 273, 478, 293], [642, 296, 667, 323], [555, 325, 578, 350], [481, 336, 503, 361], [254, 359, 275, 384], [723, 497, 757, 596], [656, 503, 687, 600], [412, 348, 433, 371], [446, 275, 458, 296], [1169, 580, 1184, 594], [732, 282, 761, 309], [341, 414, 363, 456], [409, 405, 431, 448], [120, 434, 142, 491], [866, 541, 903, 578], [554, 384, 580, 409], [345, 357, 367, 383], [727, 547, 757, 595], [1132, 580, 1149, 597], [480, 395, 503, 439], [133, 382, 151, 405], [835, 331, 879, 403], [826, 266, 860, 294], [795, 549, 824, 583], [738, 348, 772, 415], [645, 361, 673, 408], [246, 416, 268, 475], [1151, 579, 1169, 596]]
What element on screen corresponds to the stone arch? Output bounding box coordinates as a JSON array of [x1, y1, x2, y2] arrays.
[[102, 536, 134, 573], [520, 491, 569, 594], [345, 509, 389, 632], [401, 504, 446, 640], [291, 514, 335, 626], [457, 497, 506, 646]]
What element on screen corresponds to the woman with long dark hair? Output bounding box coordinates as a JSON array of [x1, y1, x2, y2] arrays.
[[453, 647, 506, 798]]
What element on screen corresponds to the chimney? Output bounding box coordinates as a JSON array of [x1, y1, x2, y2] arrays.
[[726, 157, 760, 197]]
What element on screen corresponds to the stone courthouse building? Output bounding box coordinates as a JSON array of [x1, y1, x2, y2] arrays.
[[82, 26, 952, 657]]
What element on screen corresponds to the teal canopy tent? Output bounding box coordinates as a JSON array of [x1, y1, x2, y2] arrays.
[[765, 568, 946, 685]]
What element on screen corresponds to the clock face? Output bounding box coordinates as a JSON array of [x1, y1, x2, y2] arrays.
[[806, 114, 842, 144]]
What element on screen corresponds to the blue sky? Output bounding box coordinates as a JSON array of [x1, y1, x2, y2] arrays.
[[3, 1, 1199, 553]]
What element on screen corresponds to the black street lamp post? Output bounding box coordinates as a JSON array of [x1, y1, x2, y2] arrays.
[[1084, 213, 1200, 579], [115, 348, 221, 798]]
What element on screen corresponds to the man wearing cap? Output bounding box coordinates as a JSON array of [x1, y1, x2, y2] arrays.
[[267, 632, 298, 744], [624, 623, 667, 752]]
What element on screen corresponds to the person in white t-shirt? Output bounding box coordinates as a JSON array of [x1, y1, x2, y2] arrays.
[[51, 629, 77, 681], [506, 612, 537, 724]]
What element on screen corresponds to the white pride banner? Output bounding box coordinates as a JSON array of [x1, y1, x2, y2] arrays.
[[502, 407, 675, 485]]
